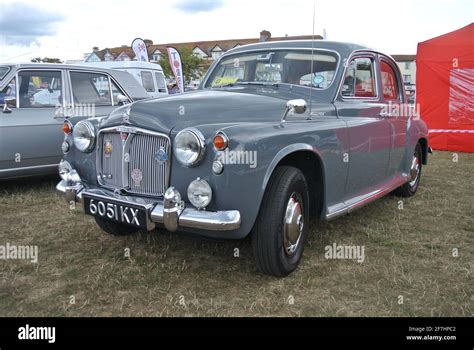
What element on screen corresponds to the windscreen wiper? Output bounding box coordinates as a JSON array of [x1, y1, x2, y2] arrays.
[[234, 82, 279, 88]]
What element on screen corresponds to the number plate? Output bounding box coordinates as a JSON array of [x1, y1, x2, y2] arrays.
[[84, 195, 149, 230]]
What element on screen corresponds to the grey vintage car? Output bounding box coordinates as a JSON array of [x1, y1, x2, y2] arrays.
[[0, 63, 149, 179], [57, 41, 429, 277]]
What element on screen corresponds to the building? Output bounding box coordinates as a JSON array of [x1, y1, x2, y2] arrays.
[[392, 54, 417, 93], [82, 32, 417, 92], [84, 30, 322, 65]]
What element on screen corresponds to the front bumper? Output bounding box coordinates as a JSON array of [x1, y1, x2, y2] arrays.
[[56, 180, 241, 233]]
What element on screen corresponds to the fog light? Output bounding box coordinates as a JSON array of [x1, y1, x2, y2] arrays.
[[62, 141, 70, 153], [187, 178, 212, 209], [59, 160, 72, 181]]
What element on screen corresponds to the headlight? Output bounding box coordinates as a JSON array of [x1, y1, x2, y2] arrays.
[[73, 121, 96, 153], [187, 178, 212, 209], [59, 160, 72, 181], [174, 128, 206, 167]]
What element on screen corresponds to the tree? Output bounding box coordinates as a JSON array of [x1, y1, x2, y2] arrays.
[[31, 57, 63, 63], [158, 48, 206, 84]]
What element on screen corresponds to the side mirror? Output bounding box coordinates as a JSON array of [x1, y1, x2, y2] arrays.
[[2, 96, 15, 114], [117, 94, 130, 106], [281, 99, 307, 123]]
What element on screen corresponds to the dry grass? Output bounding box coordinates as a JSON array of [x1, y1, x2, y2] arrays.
[[0, 151, 472, 317]]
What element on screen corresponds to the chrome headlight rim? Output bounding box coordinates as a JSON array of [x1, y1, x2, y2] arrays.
[[73, 121, 96, 153], [187, 178, 213, 209], [174, 128, 206, 167]]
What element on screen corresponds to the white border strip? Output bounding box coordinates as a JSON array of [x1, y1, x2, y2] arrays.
[[429, 129, 474, 134]]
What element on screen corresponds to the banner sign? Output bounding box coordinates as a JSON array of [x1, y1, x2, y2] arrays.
[[131, 38, 149, 62], [167, 47, 184, 93]]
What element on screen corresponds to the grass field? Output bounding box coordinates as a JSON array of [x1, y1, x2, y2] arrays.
[[0, 151, 472, 317]]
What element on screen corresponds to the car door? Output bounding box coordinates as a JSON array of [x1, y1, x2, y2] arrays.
[[67, 70, 129, 121], [0, 69, 66, 175], [378, 56, 408, 177], [334, 54, 393, 199]]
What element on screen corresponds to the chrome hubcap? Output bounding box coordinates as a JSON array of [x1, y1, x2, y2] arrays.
[[283, 193, 304, 258], [409, 152, 420, 187]]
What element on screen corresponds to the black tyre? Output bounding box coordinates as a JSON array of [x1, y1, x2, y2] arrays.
[[395, 143, 423, 198], [252, 166, 310, 277], [94, 217, 140, 236]]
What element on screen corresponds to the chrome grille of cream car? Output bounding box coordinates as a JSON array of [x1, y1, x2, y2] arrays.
[[97, 127, 171, 197]]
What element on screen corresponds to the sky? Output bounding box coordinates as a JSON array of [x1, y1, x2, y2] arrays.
[[0, 0, 472, 62]]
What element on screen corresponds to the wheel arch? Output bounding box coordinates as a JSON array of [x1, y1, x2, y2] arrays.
[[262, 144, 326, 219]]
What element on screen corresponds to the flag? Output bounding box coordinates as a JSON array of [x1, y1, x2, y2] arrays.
[[131, 38, 149, 62], [167, 47, 184, 93]]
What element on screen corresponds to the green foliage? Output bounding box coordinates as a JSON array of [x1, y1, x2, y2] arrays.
[[158, 48, 206, 84]]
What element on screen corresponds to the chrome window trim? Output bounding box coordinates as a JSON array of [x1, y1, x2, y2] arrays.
[[0, 66, 11, 80], [337, 52, 380, 102], [201, 47, 342, 91], [96, 126, 172, 198], [378, 55, 404, 103], [14, 68, 66, 109], [67, 69, 132, 108]]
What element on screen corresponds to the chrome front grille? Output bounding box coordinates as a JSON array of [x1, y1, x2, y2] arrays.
[[97, 127, 171, 197], [100, 133, 124, 188]]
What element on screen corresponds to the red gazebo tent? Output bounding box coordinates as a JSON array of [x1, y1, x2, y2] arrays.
[[417, 23, 474, 153]]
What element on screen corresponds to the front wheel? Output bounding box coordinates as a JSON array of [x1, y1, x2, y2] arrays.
[[252, 166, 310, 277], [395, 143, 423, 198]]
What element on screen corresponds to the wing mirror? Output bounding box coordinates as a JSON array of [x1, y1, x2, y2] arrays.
[[2, 96, 16, 114], [281, 99, 307, 123], [117, 94, 130, 106]]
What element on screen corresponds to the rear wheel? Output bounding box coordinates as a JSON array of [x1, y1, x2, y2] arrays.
[[252, 166, 310, 277], [395, 143, 423, 198], [94, 217, 140, 236]]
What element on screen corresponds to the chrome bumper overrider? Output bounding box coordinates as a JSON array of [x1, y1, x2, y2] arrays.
[[56, 180, 241, 232]]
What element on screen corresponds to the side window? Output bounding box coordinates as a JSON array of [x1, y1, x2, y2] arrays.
[[141, 71, 155, 92], [155, 72, 167, 93], [342, 57, 376, 98], [0, 77, 17, 107], [70, 72, 112, 106], [380, 60, 400, 101], [17, 70, 62, 108]]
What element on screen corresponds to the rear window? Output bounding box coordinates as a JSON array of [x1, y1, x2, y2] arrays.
[[0, 66, 11, 80]]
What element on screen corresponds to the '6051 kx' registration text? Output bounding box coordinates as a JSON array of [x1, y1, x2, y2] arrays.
[[83, 195, 148, 230]]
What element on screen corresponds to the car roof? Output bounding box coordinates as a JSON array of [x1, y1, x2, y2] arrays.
[[76, 61, 164, 71], [0, 63, 150, 100], [0, 62, 121, 73], [225, 40, 371, 58]]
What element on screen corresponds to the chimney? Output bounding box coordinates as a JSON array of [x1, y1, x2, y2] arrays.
[[92, 46, 99, 52], [144, 39, 153, 47], [259, 30, 271, 42]]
